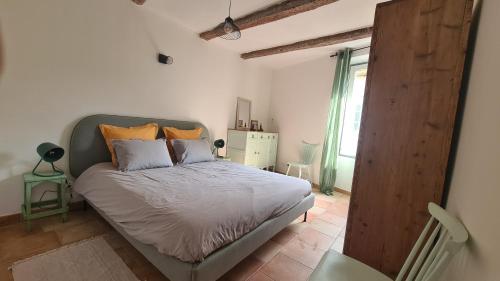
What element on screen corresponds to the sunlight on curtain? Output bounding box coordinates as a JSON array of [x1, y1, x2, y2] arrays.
[[319, 48, 352, 195]]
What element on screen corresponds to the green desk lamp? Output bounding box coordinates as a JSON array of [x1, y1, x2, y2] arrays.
[[213, 139, 225, 158], [32, 142, 64, 177]]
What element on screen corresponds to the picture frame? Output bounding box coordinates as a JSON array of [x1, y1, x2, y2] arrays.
[[250, 120, 259, 131]]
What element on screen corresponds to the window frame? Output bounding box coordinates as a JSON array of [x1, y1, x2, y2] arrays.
[[338, 62, 368, 158]]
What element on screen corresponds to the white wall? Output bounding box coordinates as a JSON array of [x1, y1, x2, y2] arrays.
[[269, 57, 334, 186], [269, 53, 368, 191], [441, 0, 500, 280], [0, 0, 272, 216]]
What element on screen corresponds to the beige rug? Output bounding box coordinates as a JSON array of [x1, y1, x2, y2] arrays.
[[10, 237, 139, 281]]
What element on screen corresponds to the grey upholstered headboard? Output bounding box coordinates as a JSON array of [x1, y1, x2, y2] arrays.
[[69, 114, 210, 178]]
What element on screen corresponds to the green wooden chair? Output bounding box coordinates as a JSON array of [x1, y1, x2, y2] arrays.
[[286, 141, 319, 182], [310, 202, 468, 281]]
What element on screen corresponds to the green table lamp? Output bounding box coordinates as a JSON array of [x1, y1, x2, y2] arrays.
[[32, 142, 64, 177]]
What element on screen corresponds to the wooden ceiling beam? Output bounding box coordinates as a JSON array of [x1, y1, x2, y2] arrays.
[[199, 0, 339, 40], [240, 27, 373, 59]]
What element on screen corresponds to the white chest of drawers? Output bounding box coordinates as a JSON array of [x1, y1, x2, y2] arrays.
[[226, 130, 278, 170]]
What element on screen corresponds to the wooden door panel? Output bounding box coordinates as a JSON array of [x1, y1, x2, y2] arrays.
[[344, 0, 473, 277]]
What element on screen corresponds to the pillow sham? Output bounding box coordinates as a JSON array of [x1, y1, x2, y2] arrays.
[[99, 123, 158, 166], [171, 139, 214, 164], [112, 139, 173, 171], [162, 127, 203, 140]]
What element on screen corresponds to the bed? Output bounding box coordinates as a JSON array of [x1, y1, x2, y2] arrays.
[[69, 114, 315, 281]]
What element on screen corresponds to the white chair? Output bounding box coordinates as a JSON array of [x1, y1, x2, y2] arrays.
[[286, 141, 319, 182], [310, 202, 469, 281]]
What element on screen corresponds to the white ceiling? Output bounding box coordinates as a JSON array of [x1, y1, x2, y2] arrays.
[[144, 0, 388, 69]]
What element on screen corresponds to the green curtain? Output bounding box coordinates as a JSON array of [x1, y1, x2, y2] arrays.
[[319, 48, 353, 195]]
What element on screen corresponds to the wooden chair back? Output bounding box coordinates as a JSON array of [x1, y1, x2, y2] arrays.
[[300, 141, 319, 165], [395, 203, 468, 281]]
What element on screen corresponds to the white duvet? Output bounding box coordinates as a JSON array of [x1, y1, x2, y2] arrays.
[[73, 160, 311, 263]]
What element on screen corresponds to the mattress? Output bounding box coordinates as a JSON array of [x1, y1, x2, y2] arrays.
[[73, 160, 312, 263]]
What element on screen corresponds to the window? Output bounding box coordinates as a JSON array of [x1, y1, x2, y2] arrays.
[[339, 63, 368, 158]]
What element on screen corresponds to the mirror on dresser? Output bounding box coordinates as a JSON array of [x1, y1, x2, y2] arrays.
[[235, 98, 251, 130]]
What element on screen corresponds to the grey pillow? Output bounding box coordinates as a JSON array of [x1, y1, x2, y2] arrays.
[[171, 139, 215, 164], [112, 139, 173, 171]]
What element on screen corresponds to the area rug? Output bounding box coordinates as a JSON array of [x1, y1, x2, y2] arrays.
[[10, 236, 138, 281]]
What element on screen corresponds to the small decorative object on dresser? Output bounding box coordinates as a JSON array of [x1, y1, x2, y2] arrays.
[[227, 129, 278, 171], [250, 120, 259, 131]]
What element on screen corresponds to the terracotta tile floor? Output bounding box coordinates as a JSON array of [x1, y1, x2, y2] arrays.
[[0, 190, 350, 281], [223, 191, 350, 281]]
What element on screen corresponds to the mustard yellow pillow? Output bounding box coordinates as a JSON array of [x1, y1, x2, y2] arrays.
[[162, 127, 203, 140], [99, 123, 158, 166]]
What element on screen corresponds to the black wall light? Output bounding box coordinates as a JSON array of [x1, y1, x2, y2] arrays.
[[158, 53, 173, 65]]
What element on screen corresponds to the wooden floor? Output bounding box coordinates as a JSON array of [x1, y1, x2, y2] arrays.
[[0, 191, 350, 281]]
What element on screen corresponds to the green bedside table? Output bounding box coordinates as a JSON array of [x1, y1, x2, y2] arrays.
[[22, 173, 69, 231]]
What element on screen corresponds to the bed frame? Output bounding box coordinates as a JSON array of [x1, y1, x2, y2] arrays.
[[69, 114, 315, 281]]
